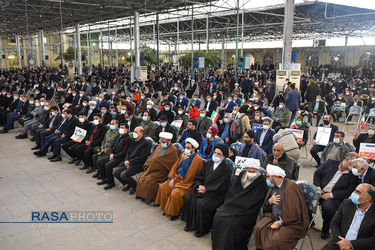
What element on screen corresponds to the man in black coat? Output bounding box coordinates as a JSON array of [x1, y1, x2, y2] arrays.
[[49, 109, 79, 162], [154, 115, 177, 144], [74, 113, 108, 170], [211, 158, 268, 250], [181, 144, 232, 237], [96, 123, 132, 189], [203, 94, 218, 117], [351, 158, 375, 186], [179, 119, 203, 148], [353, 125, 375, 153], [308, 95, 325, 126], [322, 183, 375, 250], [125, 111, 142, 132], [113, 126, 151, 194], [313, 154, 359, 239], [310, 115, 339, 166], [155, 102, 175, 124]]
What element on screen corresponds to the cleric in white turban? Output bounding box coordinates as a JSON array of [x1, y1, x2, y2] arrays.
[[266, 164, 286, 178]]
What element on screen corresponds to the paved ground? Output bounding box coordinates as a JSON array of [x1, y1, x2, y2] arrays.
[[0, 121, 357, 249]]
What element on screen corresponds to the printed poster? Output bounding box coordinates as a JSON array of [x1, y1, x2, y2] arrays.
[[70, 126, 87, 143]]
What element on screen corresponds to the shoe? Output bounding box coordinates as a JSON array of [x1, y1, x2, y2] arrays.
[[68, 158, 76, 164], [50, 156, 62, 162], [33, 151, 41, 155], [20, 134, 28, 139], [97, 180, 107, 185], [170, 215, 179, 221], [184, 226, 193, 232], [144, 199, 153, 205], [153, 203, 160, 207], [86, 167, 94, 174], [104, 184, 115, 190], [74, 159, 81, 166], [30, 137, 36, 141], [15, 135, 22, 139], [122, 184, 130, 192], [36, 152, 47, 157], [135, 196, 142, 200], [48, 155, 57, 160], [321, 230, 329, 239], [129, 187, 136, 195], [194, 231, 205, 238], [79, 165, 89, 170], [0, 129, 8, 133], [162, 212, 166, 216], [92, 172, 100, 178], [31, 146, 41, 150]]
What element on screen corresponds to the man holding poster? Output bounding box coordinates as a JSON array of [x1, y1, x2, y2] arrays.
[[310, 115, 338, 166]]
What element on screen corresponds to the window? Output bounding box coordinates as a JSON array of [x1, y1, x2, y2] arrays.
[[359, 52, 375, 68], [264, 54, 273, 66], [306, 53, 319, 67], [331, 53, 344, 68]]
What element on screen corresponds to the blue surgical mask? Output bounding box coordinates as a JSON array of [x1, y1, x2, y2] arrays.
[[164, 107, 170, 111], [350, 192, 363, 205], [193, 98, 197, 101], [212, 155, 222, 163], [90, 106, 95, 110], [29, 101, 34, 105], [224, 118, 229, 123], [126, 118, 131, 121], [142, 116, 147, 121], [160, 122, 166, 127], [207, 98, 211, 102], [266, 179, 274, 187], [296, 121, 302, 126], [161, 142, 168, 148], [109, 125, 116, 131]]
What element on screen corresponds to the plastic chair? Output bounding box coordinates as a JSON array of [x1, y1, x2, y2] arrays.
[[365, 108, 375, 127], [224, 158, 236, 183], [172, 143, 184, 155], [292, 159, 300, 181], [296, 181, 320, 250], [145, 137, 155, 154], [258, 166, 267, 177], [345, 142, 356, 152], [343, 106, 363, 132]]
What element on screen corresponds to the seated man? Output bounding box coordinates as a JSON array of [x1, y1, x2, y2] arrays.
[[182, 144, 232, 238], [351, 158, 375, 186], [308, 95, 325, 126], [218, 113, 234, 147], [255, 117, 275, 156], [251, 110, 263, 126], [155, 138, 203, 220], [74, 113, 108, 170], [113, 127, 151, 193], [174, 107, 188, 134], [145, 100, 157, 121], [196, 110, 213, 137], [218, 95, 237, 120], [313, 153, 359, 239], [353, 125, 375, 153], [136, 132, 180, 204], [198, 127, 220, 161], [298, 104, 313, 125], [16, 98, 43, 139], [0, 94, 29, 133], [254, 164, 309, 250], [272, 100, 290, 129], [321, 131, 350, 163], [154, 115, 177, 144], [87, 119, 119, 174], [179, 119, 203, 148], [211, 158, 267, 250], [95, 124, 131, 188], [140, 110, 156, 138], [310, 115, 339, 166], [155, 102, 175, 123], [238, 130, 264, 165], [293, 115, 309, 148], [189, 94, 201, 109], [322, 183, 375, 250], [263, 143, 294, 180]]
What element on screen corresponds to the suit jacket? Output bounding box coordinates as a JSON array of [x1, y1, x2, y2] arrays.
[[189, 99, 201, 109], [203, 100, 218, 117], [255, 129, 275, 155], [313, 159, 357, 200], [154, 123, 177, 143], [238, 142, 264, 165], [313, 123, 339, 143], [125, 136, 151, 167], [272, 107, 291, 127], [308, 100, 325, 114], [129, 116, 142, 132], [222, 101, 237, 113], [85, 123, 108, 147], [285, 89, 301, 111], [50, 114, 63, 131], [110, 133, 132, 160], [359, 167, 375, 186], [179, 129, 203, 147], [353, 133, 375, 153], [63, 116, 79, 138], [329, 199, 375, 250]]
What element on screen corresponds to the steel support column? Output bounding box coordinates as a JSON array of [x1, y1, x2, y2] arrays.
[[156, 14, 160, 72], [176, 19, 179, 55], [76, 24, 82, 75], [86, 33, 89, 67], [282, 0, 295, 68], [134, 10, 140, 79], [191, 7, 194, 80], [115, 29, 119, 67], [100, 30, 104, 66], [206, 14, 209, 51], [16, 35, 22, 68], [241, 10, 244, 57], [60, 32, 64, 68], [108, 22, 112, 66], [49, 35, 52, 67], [39, 30, 46, 67], [235, 0, 239, 79], [89, 26, 92, 67], [130, 17, 133, 82], [221, 35, 225, 72], [344, 36, 349, 66]]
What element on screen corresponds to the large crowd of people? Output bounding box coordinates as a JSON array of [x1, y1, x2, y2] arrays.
[[1, 65, 375, 249]]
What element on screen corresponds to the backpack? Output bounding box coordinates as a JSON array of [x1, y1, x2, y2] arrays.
[[229, 114, 246, 141]]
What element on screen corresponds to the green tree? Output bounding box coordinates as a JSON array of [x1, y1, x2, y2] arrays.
[[55, 46, 87, 63], [179, 50, 222, 68]]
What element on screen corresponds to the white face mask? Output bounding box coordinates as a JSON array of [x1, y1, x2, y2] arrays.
[[147, 105, 152, 109], [369, 130, 375, 135], [92, 120, 99, 126], [120, 110, 126, 114], [119, 128, 125, 135], [79, 118, 85, 123], [352, 168, 362, 176], [246, 172, 257, 179], [82, 103, 87, 106], [255, 116, 260, 120], [178, 110, 183, 115], [206, 132, 212, 139], [184, 148, 192, 156], [333, 137, 341, 144], [279, 104, 283, 109], [200, 114, 205, 118], [263, 125, 269, 130], [35, 103, 40, 107], [40, 102, 45, 106]]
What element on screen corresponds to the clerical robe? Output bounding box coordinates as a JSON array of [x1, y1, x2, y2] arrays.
[[136, 144, 180, 201], [181, 160, 232, 234], [253, 178, 309, 250], [211, 171, 267, 250], [155, 152, 203, 217]]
